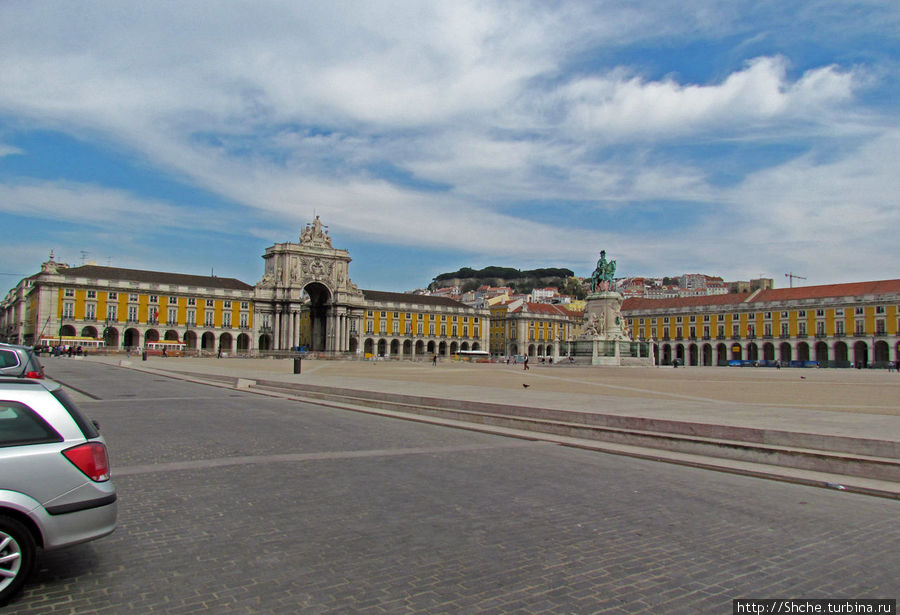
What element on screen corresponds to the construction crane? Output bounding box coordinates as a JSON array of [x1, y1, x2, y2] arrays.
[[785, 272, 807, 288]]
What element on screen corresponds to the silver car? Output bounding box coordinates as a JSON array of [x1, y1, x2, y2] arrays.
[[0, 378, 117, 605]]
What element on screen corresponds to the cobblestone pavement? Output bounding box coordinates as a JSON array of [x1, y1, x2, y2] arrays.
[[7, 359, 898, 614]]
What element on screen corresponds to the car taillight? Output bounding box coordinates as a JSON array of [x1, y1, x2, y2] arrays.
[[25, 370, 44, 379], [62, 442, 111, 482]]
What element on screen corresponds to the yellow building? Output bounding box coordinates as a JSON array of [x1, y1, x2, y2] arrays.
[[622, 280, 900, 367]]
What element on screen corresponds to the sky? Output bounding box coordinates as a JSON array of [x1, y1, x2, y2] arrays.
[[1, 1, 898, 293]]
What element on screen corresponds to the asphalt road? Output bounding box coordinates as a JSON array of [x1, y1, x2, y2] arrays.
[[7, 358, 898, 614]]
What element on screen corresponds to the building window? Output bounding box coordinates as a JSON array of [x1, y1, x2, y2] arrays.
[[452, 326, 458, 337], [108, 292, 117, 300], [223, 312, 231, 328], [855, 307, 864, 315], [817, 321, 825, 335], [380, 311, 386, 318], [224, 301, 231, 308], [187, 298, 196, 306], [798, 322, 806, 336], [781, 311, 788, 318], [64, 288, 74, 297], [107, 305, 118, 321], [240, 313, 248, 328], [127, 305, 138, 322], [748, 324, 756, 337], [149, 295, 158, 303], [429, 323, 435, 335], [168, 307, 178, 324], [875, 306, 885, 314], [207, 300, 215, 307], [764, 312, 772, 319], [816, 309, 825, 317], [875, 320, 885, 334], [393, 321, 399, 334], [380, 321, 386, 334], [186, 309, 196, 326], [63, 302, 74, 318], [130, 294, 139, 301], [835, 308, 844, 316], [440, 324, 447, 336], [798, 310, 806, 318], [86, 290, 96, 299], [855, 320, 865, 335], [835, 320, 844, 335], [781, 323, 789, 337], [366, 321, 374, 334], [367, 311, 373, 317], [417, 323, 423, 335]]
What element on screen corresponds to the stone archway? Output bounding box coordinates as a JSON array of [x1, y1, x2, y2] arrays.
[[304, 282, 331, 351], [124, 328, 140, 348], [815, 341, 828, 364], [779, 342, 792, 363], [81, 326, 98, 338]]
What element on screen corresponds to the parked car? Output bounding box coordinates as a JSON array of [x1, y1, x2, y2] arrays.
[[0, 343, 45, 379], [0, 377, 117, 605]]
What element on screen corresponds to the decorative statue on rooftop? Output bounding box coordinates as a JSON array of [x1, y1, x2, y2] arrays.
[[590, 250, 617, 293]]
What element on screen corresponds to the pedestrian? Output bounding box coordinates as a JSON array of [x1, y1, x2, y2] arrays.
[[432, 354, 437, 367], [162, 347, 168, 358], [523, 356, 529, 371]]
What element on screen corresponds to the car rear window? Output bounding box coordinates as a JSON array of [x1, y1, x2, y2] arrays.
[[51, 388, 100, 439], [0, 400, 63, 446], [0, 349, 20, 369]]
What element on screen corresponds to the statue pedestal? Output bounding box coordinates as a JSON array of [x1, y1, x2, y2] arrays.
[[571, 291, 652, 366]]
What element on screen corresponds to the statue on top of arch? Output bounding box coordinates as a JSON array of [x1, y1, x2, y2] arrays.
[[300, 215, 333, 248]]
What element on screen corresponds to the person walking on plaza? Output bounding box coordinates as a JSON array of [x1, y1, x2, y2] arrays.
[[432, 354, 437, 367], [523, 355, 529, 370]]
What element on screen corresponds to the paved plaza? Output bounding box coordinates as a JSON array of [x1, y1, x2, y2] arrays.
[[5, 357, 898, 614]]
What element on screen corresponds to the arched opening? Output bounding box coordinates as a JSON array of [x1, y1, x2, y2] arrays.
[[450, 341, 459, 354], [364, 338, 375, 356], [390, 339, 400, 355], [661, 344, 672, 365], [144, 329, 160, 343], [184, 330, 198, 349], [834, 341, 848, 365], [201, 332, 216, 351], [762, 343, 775, 361], [219, 333, 233, 352], [124, 328, 141, 348], [702, 344, 712, 366], [377, 339, 387, 356], [730, 343, 742, 361], [303, 282, 331, 351], [688, 344, 698, 366], [348, 337, 358, 354], [747, 343, 759, 361], [258, 334, 271, 351], [797, 342, 810, 362], [509, 343, 519, 356], [237, 333, 250, 352], [415, 340, 424, 355], [103, 327, 119, 349], [472, 342, 481, 351], [852, 341, 868, 368], [81, 326, 98, 338], [779, 342, 792, 363], [815, 341, 828, 364], [165, 329, 180, 341], [716, 343, 728, 365], [403, 340, 412, 355], [60, 324, 77, 337], [873, 340, 889, 365], [438, 341, 447, 355], [675, 344, 685, 365], [427, 340, 436, 354], [460, 341, 470, 351]]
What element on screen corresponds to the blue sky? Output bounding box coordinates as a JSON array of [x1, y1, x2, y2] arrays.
[[1, 1, 898, 292]]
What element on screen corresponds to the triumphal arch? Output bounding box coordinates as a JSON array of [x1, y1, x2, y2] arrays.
[[254, 217, 366, 352]]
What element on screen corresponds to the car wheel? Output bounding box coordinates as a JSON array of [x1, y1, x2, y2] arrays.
[[0, 515, 36, 606]]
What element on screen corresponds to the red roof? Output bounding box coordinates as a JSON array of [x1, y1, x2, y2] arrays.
[[623, 279, 900, 312]]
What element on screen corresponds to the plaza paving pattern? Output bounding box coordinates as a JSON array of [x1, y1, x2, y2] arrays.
[[5, 357, 898, 614]]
